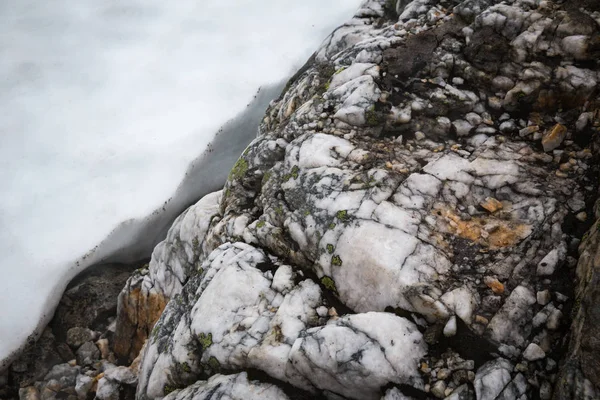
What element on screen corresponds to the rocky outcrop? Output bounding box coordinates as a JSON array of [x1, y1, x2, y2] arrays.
[[115, 0, 600, 399], [555, 204, 600, 400], [113, 192, 222, 364]]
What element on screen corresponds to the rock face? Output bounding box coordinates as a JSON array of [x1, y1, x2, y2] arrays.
[[96, 0, 600, 399], [113, 191, 222, 363], [3, 0, 599, 399]]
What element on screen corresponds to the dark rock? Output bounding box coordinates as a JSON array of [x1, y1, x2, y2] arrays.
[[66, 328, 94, 350], [75, 342, 99, 367], [51, 263, 139, 342], [43, 364, 80, 388]]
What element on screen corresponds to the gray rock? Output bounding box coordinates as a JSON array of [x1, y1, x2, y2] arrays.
[[43, 363, 80, 388], [75, 342, 99, 367], [523, 343, 545, 361], [65, 327, 94, 350]]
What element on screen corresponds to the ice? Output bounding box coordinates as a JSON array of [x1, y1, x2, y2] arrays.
[[0, 0, 364, 367]]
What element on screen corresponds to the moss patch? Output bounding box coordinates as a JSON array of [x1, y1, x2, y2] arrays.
[[198, 332, 213, 350], [326, 244, 335, 254], [228, 158, 249, 181], [336, 210, 349, 221], [331, 255, 343, 267], [321, 276, 338, 294]]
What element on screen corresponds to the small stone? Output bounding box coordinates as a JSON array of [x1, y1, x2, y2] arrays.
[[421, 362, 431, 373], [415, 131, 426, 141], [537, 290, 551, 306], [75, 375, 94, 400], [444, 387, 454, 397], [546, 308, 562, 330], [438, 368, 451, 380], [576, 212, 587, 222], [67, 327, 94, 349], [484, 277, 504, 294], [555, 292, 568, 303], [96, 339, 110, 360], [452, 119, 473, 137], [539, 380, 553, 400], [523, 343, 546, 361], [541, 124, 567, 152], [19, 387, 40, 400], [431, 380, 447, 398], [537, 249, 560, 276], [76, 342, 100, 366], [443, 316, 457, 337], [465, 112, 482, 126], [515, 362, 528, 372], [519, 125, 539, 137], [480, 197, 503, 213], [475, 315, 489, 325]]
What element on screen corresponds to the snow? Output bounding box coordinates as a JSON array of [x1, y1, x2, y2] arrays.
[[0, 0, 364, 367]]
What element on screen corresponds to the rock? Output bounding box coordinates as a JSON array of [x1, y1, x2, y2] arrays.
[[43, 363, 80, 388], [431, 380, 446, 398], [479, 197, 503, 213], [537, 248, 562, 276], [75, 342, 99, 367], [523, 343, 546, 361], [52, 263, 139, 341], [95, 377, 119, 400], [66, 328, 94, 350], [537, 290, 551, 306], [107, 1, 600, 399], [541, 124, 567, 152], [484, 277, 504, 294], [452, 120, 474, 137], [474, 359, 513, 400], [162, 373, 291, 400], [114, 190, 222, 364], [443, 316, 457, 337], [19, 387, 40, 400], [96, 338, 110, 360], [74, 375, 93, 400], [487, 286, 536, 347]]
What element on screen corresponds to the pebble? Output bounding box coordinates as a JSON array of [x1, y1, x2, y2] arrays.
[[576, 212, 587, 222], [415, 131, 426, 141], [480, 197, 503, 213], [443, 316, 457, 337], [431, 380, 447, 398], [546, 308, 562, 330], [523, 343, 546, 361], [539, 380, 553, 400], [542, 124, 567, 152], [537, 290, 551, 306], [484, 276, 505, 294]]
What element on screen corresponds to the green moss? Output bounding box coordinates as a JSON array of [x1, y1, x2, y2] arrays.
[[192, 237, 200, 251], [228, 158, 249, 181], [336, 210, 349, 221], [182, 362, 191, 373], [151, 324, 160, 339], [164, 385, 176, 395], [326, 244, 335, 254], [329, 222, 337, 230], [262, 171, 273, 186], [334, 66, 347, 75], [331, 255, 343, 266], [275, 206, 284, 215], [197, 267, 204, 275], [365, 106, 385, 126], [303, 210, 311, 216], [198, 332, 213, 350], [257, 220, 266, 228], [321, 276, 338, 293], [207, 356, 220, 371]]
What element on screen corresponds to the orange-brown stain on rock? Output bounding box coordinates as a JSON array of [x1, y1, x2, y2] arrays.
[[436, 206, 532, 250]]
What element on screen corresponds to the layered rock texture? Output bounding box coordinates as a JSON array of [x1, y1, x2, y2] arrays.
[[4, 0, 600, 399], [116, 0, 600, 399]]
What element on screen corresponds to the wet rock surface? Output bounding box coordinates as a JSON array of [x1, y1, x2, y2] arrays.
[[4, 0, 600, 399]]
